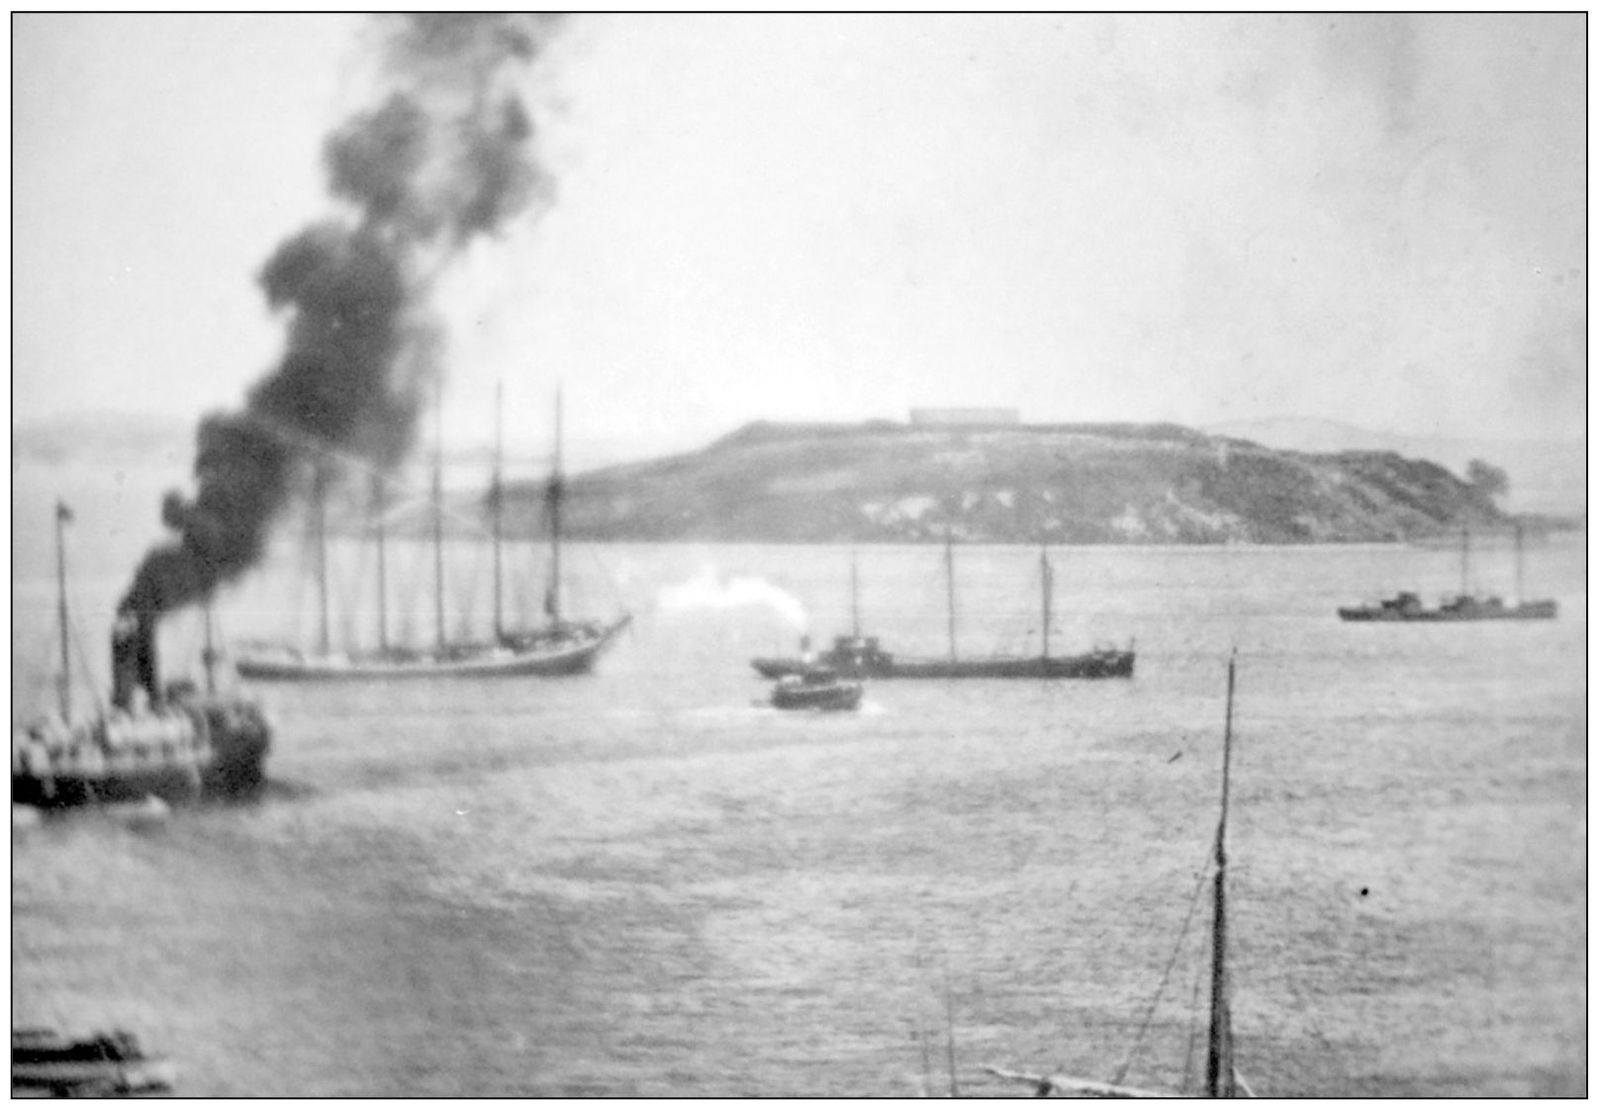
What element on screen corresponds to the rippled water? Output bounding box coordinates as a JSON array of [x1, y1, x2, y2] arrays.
[[11, 534, 1585, 1096]]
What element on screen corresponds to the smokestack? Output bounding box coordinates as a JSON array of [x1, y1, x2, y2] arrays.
[[111, 612, 159, 710], [119, 14, 565, 621]]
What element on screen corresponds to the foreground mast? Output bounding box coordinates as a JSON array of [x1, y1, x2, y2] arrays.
[[1206, 652, 1238, 1097], [986, 654, 1244, 1098]]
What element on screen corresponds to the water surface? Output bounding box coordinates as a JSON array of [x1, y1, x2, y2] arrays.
[[12, 530, 1585, 1096]]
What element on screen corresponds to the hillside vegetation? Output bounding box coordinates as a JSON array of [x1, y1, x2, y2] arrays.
[[499, 421, 1511, 544]]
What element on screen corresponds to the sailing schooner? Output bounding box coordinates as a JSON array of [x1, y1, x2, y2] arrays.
[[233, 388, 630, 681], [751, 536, 1134, 680]]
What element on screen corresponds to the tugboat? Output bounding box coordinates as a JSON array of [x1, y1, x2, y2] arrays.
[[769, 666, 863, 712], [1338, 523, 1559, 622], [11, 1027, 176, 1097], [753, 542, 1134, 680], [11, 504, 271, 808]]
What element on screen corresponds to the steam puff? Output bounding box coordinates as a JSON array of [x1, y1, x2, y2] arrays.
[[657, 567, 810, 631], [120, 15, 563, 619]]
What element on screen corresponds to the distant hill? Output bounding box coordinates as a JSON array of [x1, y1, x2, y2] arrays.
[[16, 412, 1574, 546], [489, 420, 1533, 545], [1203, 417, 1584, 517], [12, 410, 194, 469]]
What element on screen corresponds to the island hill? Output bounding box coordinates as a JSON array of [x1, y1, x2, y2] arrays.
[[483, 419, 1511, 545]]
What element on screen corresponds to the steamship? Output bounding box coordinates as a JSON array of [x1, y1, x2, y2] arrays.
[[233, 388, 629, 682], [751, 541, 1134, 680], [1338, 523, 1559, 622], [12, 507, 271, 808]]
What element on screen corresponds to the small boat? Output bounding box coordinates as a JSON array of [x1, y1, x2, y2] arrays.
[[770, 667, 863, 712], [234, 387, 630, 681], [752, 541, 1134, 680], [986, 654, 1254, 1098], [13, 504, 271, 809], [11, 1027, 176, 1097], [1339, 523, 1558, 622]]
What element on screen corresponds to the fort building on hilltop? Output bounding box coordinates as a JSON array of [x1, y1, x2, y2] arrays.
[[909, 407, 1020, 427]]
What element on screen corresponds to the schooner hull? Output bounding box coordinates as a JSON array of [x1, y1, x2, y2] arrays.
[[235, 618, 630, 682]]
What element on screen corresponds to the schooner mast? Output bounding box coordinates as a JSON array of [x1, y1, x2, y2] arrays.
[[491, 382, 506, 642], [372, 471, 389, 653], [1039, 546, 1054, 661], [313, 464, 330, 657], [850, 550, 861, 639], [432, 379, 446, 652], [944, 527, 957, 662], [545, 388, 565, 627], [55, 501, 72, 717], [232, 384, 630, 681]]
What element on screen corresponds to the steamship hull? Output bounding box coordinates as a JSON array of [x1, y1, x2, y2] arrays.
[[753, 648, 1134, 680], [1337, 595, 1559, 622], [12, 698, 271, 809], [234, 616, 631, 682]]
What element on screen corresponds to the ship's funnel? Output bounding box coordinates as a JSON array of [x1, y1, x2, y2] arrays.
[[111, 612, 159, 709]]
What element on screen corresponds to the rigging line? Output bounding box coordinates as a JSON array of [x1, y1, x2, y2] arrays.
[[64, 605, 107, 715], [57, 569, 110, 714], [220, 407, 434, 505], [575, 540, 630, 616], [452, 545, 487, 639], [242, 421, 503, 547], [224, 406, 502, 533], [1111, 839, 1217, 1086], [1179, 930, 1209, 1093]]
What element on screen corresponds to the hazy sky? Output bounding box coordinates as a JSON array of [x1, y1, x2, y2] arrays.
[[12, 13, 1587, 466]]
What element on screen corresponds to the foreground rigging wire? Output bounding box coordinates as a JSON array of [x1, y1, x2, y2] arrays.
[[1111, 837, 1217, 1085]]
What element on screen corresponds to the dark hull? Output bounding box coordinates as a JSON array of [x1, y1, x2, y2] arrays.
[[1338, 601, 1558, 622], [12, 764, 201, 809], [12, 1029, 175, 1097], [12, 696, 270, 810], [754, 649, 1135, 681], [770, 683, 863, 711], [235, 617, 631, 682]]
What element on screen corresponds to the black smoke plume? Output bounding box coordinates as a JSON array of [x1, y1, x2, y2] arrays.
[[120, 14, 564, 620]]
